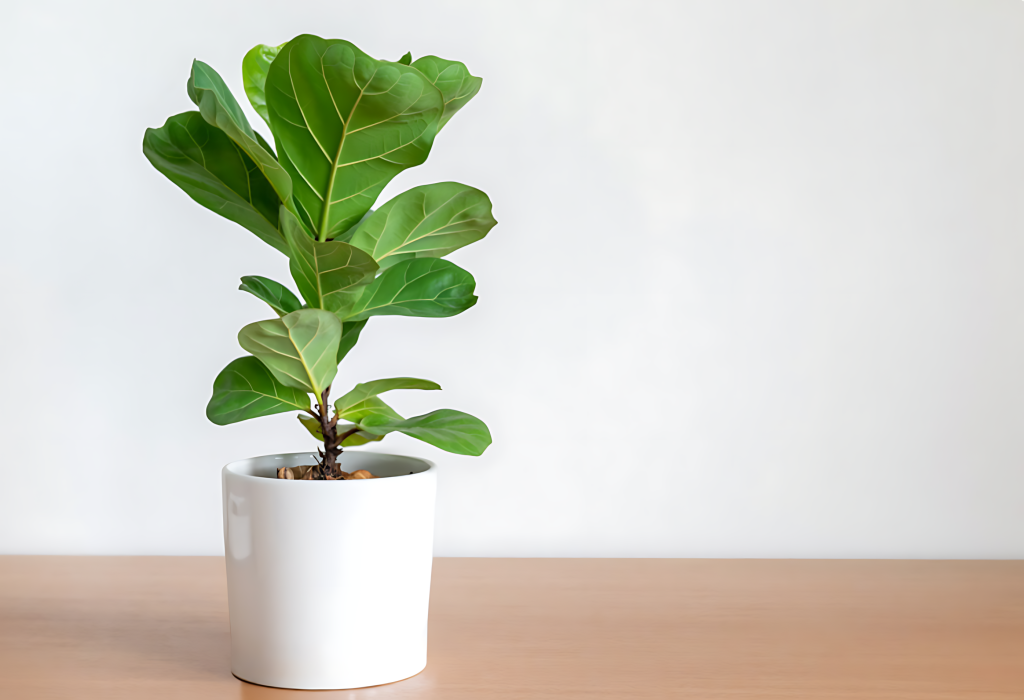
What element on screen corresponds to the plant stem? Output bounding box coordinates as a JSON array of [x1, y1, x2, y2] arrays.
[[317, 386, 343, 479]]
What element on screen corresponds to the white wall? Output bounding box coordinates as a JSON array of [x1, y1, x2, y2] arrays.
[[1, 0, 1022, 558]]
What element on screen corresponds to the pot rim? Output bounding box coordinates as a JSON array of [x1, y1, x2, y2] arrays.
[[223, 451, 435, 485]]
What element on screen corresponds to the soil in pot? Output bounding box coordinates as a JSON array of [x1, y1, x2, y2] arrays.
[[276, 465, 378, 480]]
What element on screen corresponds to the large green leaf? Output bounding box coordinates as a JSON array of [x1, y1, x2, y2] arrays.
[[237, 309, 341, 395], [242, 43, 285, 127], [410, 56, 482, 128], [360, 409, 491, 456], [281, 208, 378, 314], [207, 356, 311, 425], [343, 258, 477, 321], [239, 275, 302, 316], [188, 60, 293, 206], [337, 319, 367, 362], [143, 112, 286, 252], [348, 182, 496, 269], [297, 414, 384, 446], [337, 396, 404, 424], [265, 34, 444, 240], [335, 377, 440, 414]]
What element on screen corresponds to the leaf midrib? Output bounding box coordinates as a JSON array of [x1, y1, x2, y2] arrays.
[[371, 190, 464, 258], [222, 376, 304, 411], [317, 56, 378, 241], [289, 319, 329, 396]]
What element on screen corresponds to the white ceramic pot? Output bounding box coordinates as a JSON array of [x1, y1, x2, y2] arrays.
[[222, 451, 437, 690]]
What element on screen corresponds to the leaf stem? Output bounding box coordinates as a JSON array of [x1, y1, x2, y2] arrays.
[[337, 426, 361, 442]]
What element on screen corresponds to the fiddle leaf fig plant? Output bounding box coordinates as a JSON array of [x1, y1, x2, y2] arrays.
[[144, 34, 494, 479]]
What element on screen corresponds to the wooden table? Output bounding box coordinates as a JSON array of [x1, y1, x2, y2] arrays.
[[0, 557, 1021, 698]]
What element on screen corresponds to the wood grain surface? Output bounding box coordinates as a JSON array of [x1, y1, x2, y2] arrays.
[[0, 557, 1021, 698]]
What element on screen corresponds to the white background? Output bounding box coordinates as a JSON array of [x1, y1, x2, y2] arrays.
[[2, 0, 1022, 558]]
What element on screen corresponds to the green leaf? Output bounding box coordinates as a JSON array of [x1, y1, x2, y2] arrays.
[[348, 182, 496, 269], [242, 43, 286, 127], [410, 56, 482, 128], [143, 112, 286, 252], [237, 309, 341, 395], [360, 409, 491, 456], [397, 52, 412, 66], [337, 319, 367, 362], [265, 34, 444, 240], [335, 377, 441, 415], [343, 258, 477, 321], [207, 356, 311, 425], [239, 276, 302, 316], [338, 396, 404, 424], [281, 208, 378, 314], [331, 209, 374, 244], [341, 429, 385, 446], [187, 60, 293, 206], [297, 413, 324, 440], [297, 414, 384, 446]]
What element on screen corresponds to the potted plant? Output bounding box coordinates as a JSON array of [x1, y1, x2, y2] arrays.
[[143, 34, 494, 690]]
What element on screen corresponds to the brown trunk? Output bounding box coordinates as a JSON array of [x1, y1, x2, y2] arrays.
[[280, 388, 368, 480], [317, 388, 344, 479]]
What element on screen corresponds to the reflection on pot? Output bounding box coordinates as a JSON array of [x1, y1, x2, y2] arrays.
[[227, 493, 251, 561]]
